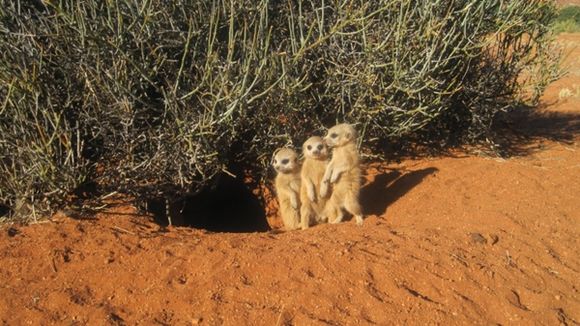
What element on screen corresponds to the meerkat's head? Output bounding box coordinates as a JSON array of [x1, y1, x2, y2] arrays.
[[323, 123, 357, 148], [302, 136, 329, 160], [272, 147, 300, 174]]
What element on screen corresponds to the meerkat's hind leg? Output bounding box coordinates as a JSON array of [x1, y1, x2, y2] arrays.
[[353, 214, 363, 226], [329, 208, 344, 224], [324, 201, 343, 224], [300, 205, 312, 230], [283, 213, 301, 231], [343, 195, 363, 226]]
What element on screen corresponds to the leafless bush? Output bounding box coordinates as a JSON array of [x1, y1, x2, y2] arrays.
[[0, 0, 559, 221]]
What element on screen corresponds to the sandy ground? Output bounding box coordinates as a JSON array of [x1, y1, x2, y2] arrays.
[[1, 34, 580, 325]]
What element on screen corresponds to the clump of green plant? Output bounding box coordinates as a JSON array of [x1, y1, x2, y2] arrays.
[[552, 5, 580, 33], [0, 0, 560, 222]]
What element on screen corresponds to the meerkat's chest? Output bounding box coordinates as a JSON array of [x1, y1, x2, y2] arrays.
[[303, 159, 327, 177], [276, 174, 299, 190]]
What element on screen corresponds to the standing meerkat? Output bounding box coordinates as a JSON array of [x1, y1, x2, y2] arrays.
[[272, 148, 301, 230], [319, 123, 364, 225], [299, 136, 330, 229]]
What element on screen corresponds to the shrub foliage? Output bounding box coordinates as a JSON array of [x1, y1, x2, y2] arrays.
[[553, 5, 580, 33], [0, 0, 559, 221]]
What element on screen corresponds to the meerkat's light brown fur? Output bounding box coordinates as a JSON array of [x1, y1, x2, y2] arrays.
[[272, 148, 301, 230], [320, 123, 364, 225], [299, 136, 330, 229]]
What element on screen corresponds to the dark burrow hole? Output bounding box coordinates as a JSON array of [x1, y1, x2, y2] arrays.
[[0, 203, 9, 218], [147, 172, 270, 233]]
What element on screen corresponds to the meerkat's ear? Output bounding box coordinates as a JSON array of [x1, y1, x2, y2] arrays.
[[345, 130, 352, 141], [346, 124, 357, 141]]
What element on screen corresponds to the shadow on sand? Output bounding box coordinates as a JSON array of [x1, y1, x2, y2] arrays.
[[494, 105, 580, 156], [360, 167, 438, 216]]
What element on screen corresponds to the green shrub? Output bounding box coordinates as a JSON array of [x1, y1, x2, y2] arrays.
[[553, 5, 580, 33], [557, 5, 580, 24], [0, 0, 559, 222]]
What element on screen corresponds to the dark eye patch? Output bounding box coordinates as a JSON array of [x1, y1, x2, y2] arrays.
[[331, 133, 338, 139], [317, 144, 323, 150], [307, 145, 312, 150], [281, 159, 289, 165]]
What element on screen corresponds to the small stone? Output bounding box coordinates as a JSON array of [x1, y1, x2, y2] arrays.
[[470, 233, 487, 244], [7, 227, 19, 237]]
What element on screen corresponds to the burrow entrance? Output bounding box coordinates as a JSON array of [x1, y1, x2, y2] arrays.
[[148, 172, 271, 233], [0, 204, 9, 218]]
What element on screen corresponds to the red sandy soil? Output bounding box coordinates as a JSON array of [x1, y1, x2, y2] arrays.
[[1, 36, 580, 325]]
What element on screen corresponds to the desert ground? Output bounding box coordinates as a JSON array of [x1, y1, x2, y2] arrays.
[[1, 30, 579, 326]]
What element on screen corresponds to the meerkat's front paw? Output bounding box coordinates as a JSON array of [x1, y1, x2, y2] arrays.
[[330, 171, 341, 184], [320, 181, 329, 198], [291, 198, 299, 210], [307, 190, 316, 203], [354, 215, 363, 226]]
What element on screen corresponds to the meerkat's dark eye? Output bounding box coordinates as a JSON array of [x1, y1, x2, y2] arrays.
[[307, 145, 312, 150], [317, 144, 323, 150], [330, 133, 338, 139], [281, 159, 289, 165]]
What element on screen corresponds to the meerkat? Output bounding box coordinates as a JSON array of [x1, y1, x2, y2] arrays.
[[319, 123, 364, 225], [299, 136, 331, 229], [272, 147, 301, 230]]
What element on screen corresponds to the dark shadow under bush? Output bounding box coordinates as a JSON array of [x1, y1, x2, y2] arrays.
[[146, 171, 269, 233]]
